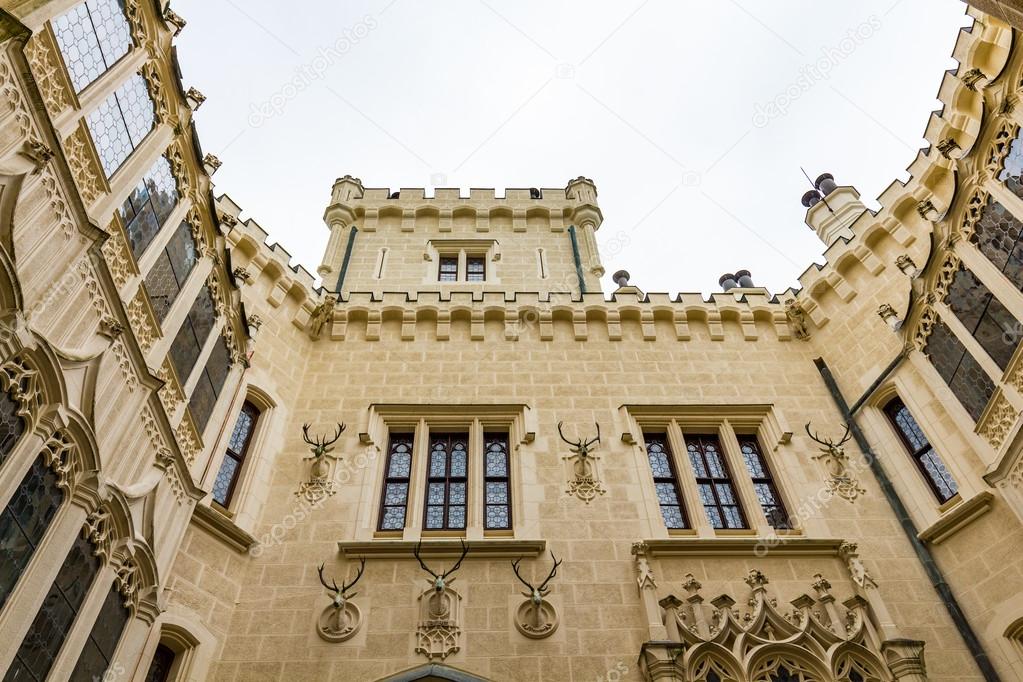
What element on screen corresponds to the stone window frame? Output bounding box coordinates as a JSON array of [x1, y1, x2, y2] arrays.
[[621, 404, 798, 539], [423, 239, 501, 285], [882, 395, 959, 503], [359, 404, 535, 542]]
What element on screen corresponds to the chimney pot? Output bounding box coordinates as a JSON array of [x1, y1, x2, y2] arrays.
[[735, 270, 754, 288], [815, 173, 837, 196], [719, 273, 738, 291], [613, 270, 631, 288], [801, 190, 822, 208]]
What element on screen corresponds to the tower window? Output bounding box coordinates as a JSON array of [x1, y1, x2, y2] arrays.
[[687, 434, 747, 529], [466, 256, 486, 282], [438, 257, 458, 282], [884, 397, 958, 502], [642, 433, 688, 529]]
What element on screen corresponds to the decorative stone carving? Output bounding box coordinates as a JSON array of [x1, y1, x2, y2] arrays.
[[308, 295, 337, 340], [123, 0, 146, 44], [232, 266, 252, 284], [127, 289, 158, 353], [805, 422, 866, 502], [102, 219, 136, 288], [961, 67, 987, 90], [174, 412, 202, 464], [916, 199, 938, 221], [83, 505, 112, 561], [62, 121, 106, 207], [316, 559, 366, 642], [114, 555, 140, 614], [185, 87, 206, 110], [42, 429, 79, 495], [783, 298, 810, 340], [510, 551, 561, 638], [295, 421, 345, 503], [0, 355, 41, 430], [838, 542, 878, 590], [978, 391, 1017, 450], [25, 31, 72, 116], [936, 137, 961, 159], [158, 358, 184, 417], [557, 420, 605, 503], [413, 540, 469, 661], [162, 6, 186, 35], [99, 316, 124, 339], [203, 153, 221, 174]]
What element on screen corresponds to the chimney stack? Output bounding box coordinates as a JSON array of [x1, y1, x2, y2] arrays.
[[801, 172, 866, 247], [719, 273, 738, 292]]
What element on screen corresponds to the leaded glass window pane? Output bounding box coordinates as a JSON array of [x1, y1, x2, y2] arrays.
[[438, 257, 457, 282], [483, 433, 511, 530], [212, 401, 259, 507], [379, 434, 413, 530], [0, 387, 25, 464], [121, 156, 178, 260], [168, 286, 217, 385], [423, 433, 468, 530], [466, 256, 485, 282], [687, 435, 747, 530], [52, 0, 132, 93], [189, 337, 232, 434], [86, 73, 155, 178], [999, 128, 1023, 200], [945, 264, 1020, 370], [144, 643, 176, 682], [0, 456, 64, 611], [884, 397, 959, 503], [10, 534, 102, 680], [738, 437, 790, 529], [70, 582, 130, 681], [643, 434, 688, 530], [971, 196, 1021, 273], [925, 319, 996, 421], [211, 456, 238, 507]]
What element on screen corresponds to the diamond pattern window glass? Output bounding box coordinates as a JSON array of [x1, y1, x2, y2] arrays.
[[642, 433, 688, 530], [466, 256, 486, 282], [144, 221, 197, 324], [738, 436, 791, 529], [999, 127, 1023, 200], [8, 534, 102, 681], [686, 434, 747, 529], [884, 397, 958, 503], [438, 257, 458, 282], [924, 318, 996, 421], [86, 73, 155, 178], [379, 433, 414, 530], [483, 433, 511, 530], [0, 455, 64, 612], [70, 582, 130, 681], [188, 337, 232, 435], [168, 285, 217, 386], [52, 0, 132, 93], [121, 156, 179, 261], [212, 401, 259, 508], [424, 434, 468, 530], [0, 387, 25, 466], [945, 264, 1021, 370], [971, 196, 1023, 291]]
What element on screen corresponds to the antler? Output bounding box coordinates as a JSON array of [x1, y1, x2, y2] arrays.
[[413, 540, 440, 579], [322, 422, 346, 448], [302, 422, 346, 450], [536, 551, 562, 593], [317, 562, 340, 594], [414, 539, 470, 580], [303, 423, 318, 447], [511, 556, 535, 592], [557, 420, 582, 448], [583, 423, 601, 448], [341, 557, 366, 594], [836, 423, 852, 446], [804, 422, 851, 449], [441, 538, 470, 579]]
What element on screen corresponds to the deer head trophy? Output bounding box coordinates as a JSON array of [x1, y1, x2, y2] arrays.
[[558, 421, 605, 502], [804, 422, 865, 501], [302, 422, 345, 479], [414, 539, 469, 621], [315, 558, 366, 642], [511, 551, 562, 638]]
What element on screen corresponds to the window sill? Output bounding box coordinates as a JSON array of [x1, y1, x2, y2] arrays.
[[713, 528, 758, 537], [639, 537, 845, 557], [917, 491, 994, 545], [191, 502, 258, 554], [339, 538, 545, 559], [667, 528, 699, 537]]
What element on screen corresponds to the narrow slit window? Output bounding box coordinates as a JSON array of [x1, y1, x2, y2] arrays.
[[686, 434, 747, 529], [212, 401, 260, 507], [375, 248, 388, 279], [643, 433, 688, 529], [424, 433, 468, 530], [466, 256, 486, 282], [884, 397, 958, 503], [483, 433, 511, 530], [438, 257, 458, 282], [379, 433, 414, 530], [738, 436, 791, 529], [538, 248, 547, 279]]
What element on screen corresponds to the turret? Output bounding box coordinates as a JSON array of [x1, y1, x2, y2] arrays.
[[566, 176, 604, 277], [320, 175, 365, 279]]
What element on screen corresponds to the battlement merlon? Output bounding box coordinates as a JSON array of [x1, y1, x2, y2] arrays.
[[318, 175, 605, 279]]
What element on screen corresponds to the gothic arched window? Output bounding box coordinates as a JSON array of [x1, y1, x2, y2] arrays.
[[483, 433, 511, 530], [7, 533, 102, 680], [0, 455, 65, 611], [687, 434, 747, 529], [944, 263, 1020, 370], [924, 318, 995, 421], [71, 581, 131, 680], [144, 643, 177, 682], [424, 434, 468, 530], [642, 433, 688, 529], [0, 386, 25, 466], [212, 401, 260, 507], [52, 0, 133, 93], [379, 433, 413, 531], [884, 397, 958, 502]]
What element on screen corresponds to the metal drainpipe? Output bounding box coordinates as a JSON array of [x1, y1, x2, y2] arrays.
[[568, 225, 586, 294], [814, 357, 1001, 682], [334, 226, 358, 293]]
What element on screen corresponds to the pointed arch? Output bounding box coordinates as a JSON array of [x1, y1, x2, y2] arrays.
[[377, 663, 493, 682]]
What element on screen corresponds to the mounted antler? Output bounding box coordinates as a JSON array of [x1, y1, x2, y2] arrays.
[[318, 557, 365, 607], [557, 420, 601, 457], [512, 551, 562, 605], [804, 422, 851, 451], [302, 421, 346, 457], [414, 539, 470, 592]]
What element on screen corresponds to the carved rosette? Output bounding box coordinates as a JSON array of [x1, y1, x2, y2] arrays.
[[61, 121, 107, 207], [317, 601, 362, 642]]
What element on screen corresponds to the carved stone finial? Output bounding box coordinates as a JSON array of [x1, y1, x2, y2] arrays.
[[185, 87, 206, 110], [247, 314, 264, 331], [916, 199, 938, 221], [162, 6, 186, 35], [203, 153, 221, 174], [895, 254, 918, 276], [961, 67, 986, 90]]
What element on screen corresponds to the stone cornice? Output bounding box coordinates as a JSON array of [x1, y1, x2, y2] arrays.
[[640, 537, 844, 557], [190, 502, 257, 553], [916, 491, 995, 545], [338, 539, 545, 559]]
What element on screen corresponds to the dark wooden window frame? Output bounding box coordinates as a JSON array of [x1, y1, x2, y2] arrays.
[[737, 435, 791, 529], [378, 432, 415, 531], [686, 433, 748, 530], [466, 256, 486, 282], [438, 256, 458, 282], [212, 401, 260, 508], [483, 432, 511, 530], [423, 433, 469, 531], [883, 397, 959, 503], [642, 432, 690, 530]]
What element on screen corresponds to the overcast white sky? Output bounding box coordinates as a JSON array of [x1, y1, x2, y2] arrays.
[[175, 0, 970, 296]]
